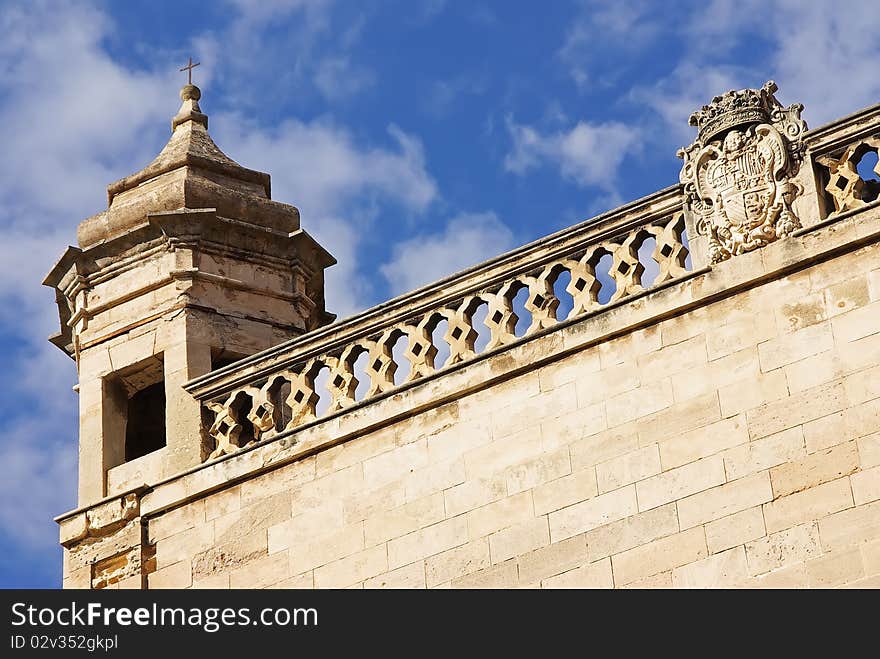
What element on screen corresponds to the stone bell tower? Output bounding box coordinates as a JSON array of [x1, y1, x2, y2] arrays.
[[44, 81, 335, 506]]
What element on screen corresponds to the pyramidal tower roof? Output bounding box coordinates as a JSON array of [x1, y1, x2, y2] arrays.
[[106, 83, 270, 203], [77, 83, 298, 249], [45, 78, 336, 360]]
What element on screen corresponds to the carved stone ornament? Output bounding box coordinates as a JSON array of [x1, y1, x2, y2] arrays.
[[678, 81, 808, 264]]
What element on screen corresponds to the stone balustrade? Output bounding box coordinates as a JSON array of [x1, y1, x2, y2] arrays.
[[186, 101, 880, 465], [187, 188, 691, 461], [808, 103, 880, 219], [816, 137, 880, 216]]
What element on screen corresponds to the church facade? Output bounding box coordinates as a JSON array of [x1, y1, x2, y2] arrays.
[[47, 80, 880, 588]]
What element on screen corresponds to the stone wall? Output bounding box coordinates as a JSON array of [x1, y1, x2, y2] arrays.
[[59, 205, 880, 588], [55, 91, 880, 589]]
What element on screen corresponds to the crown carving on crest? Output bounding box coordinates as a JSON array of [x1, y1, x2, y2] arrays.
[[689, 81, 782, 144]]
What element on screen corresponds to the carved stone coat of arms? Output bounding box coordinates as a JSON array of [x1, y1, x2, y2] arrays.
[[678, 81, 808, 263]]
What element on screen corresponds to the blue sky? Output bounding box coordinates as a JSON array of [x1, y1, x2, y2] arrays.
[[1, 0, 878, 588]]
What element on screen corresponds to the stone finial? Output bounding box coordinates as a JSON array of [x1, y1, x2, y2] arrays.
[[102, 80, 273, 210], [181, 83, 201, 101], [172, 83, 208, 131]]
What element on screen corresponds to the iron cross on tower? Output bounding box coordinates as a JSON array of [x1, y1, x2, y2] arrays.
[[179, 56, 200, 85]]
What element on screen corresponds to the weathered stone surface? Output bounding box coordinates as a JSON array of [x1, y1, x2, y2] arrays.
[[677, 472, 773, 530], [516, 535, 588, 585], [679, 82, 807, 264], [763, 477, 854, 533], [542, 558, 613, 588], [549, 486, 638, 542], [596, 445, 661, 494], [54, 83, 880, 590], [425, 540, 491, 587], [672, 546, 749, 588], [635, 457, 726, 512], [612, 527, 708, 586], [583, 503, 679, 562], [745, 523, 822, 575], [705, 507, 766, 555]]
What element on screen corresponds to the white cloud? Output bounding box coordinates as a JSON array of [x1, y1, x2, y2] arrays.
[[630, 63, 752, 147], [754, 0, 880, 125], [0, 352, 77, 549], [214, 117, 436, 216], [314, 56, 375, 101], [504, 117, 639, 192], [213, 115, 438, 316], [226, 0, 333, 25], [632, 0, 880, 140], [203, 0, 376, 110], [559, 0, 663, 88], [380, 212, 515, 294], [423, 72, 487, 118], [557, 0, 880, 157], [220, 1, 373, 104], [0, 3, 174, 224], [0, 3, 177, 575]]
